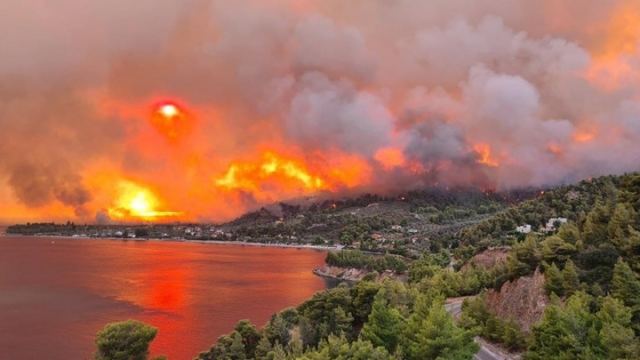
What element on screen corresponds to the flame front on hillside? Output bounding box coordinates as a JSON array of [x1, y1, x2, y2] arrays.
[[0, 1, 639, 223]]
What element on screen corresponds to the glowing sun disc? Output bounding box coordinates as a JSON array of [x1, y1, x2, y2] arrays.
[[158, 103, 179, 118]]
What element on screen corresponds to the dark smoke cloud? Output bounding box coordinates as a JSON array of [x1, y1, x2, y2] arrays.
[[0, 78, 122, 215], [0, 0, 639, 219]]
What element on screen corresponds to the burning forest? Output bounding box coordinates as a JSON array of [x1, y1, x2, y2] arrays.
[[1, 0, 639, 223]]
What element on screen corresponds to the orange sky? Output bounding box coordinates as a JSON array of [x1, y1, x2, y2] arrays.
[[0, 0, 638, 223]]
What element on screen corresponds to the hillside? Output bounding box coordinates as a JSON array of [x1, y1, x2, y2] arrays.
[[219, 188, 538, 256], [195, 173, 640, 360]]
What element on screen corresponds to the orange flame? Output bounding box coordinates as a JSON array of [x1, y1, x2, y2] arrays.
[[108, 181, 182, 221], [215, 152, 326, 192], [374, 147, 406, 170], [573, 130, 595, 143], [547, 143, 564, 156], [584, 3, 640, 91], [214, 150, 372, 202], [473, 143, 499, 167], [597, 3, 640, 59]]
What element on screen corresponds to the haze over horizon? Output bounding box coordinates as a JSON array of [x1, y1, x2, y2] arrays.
[[1, 0, 639, 223]]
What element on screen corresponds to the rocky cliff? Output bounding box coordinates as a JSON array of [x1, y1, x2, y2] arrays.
[[485, 268, 548, 333]]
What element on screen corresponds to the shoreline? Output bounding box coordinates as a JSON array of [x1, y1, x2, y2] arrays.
[[0, 233, 339, 251]]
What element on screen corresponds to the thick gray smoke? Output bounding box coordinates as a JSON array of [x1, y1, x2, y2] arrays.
[[0, 0, 639, 220]]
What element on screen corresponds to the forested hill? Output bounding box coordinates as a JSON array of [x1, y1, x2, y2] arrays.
[[220, 187, 540, 256], [193, 172, 640, 360], [460, 173, 640, 247]]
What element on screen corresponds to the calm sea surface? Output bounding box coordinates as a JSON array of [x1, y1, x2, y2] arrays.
[[0, 236, 328, 360]]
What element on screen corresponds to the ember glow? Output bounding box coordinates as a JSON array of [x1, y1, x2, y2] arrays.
[[215, 152, 326, 192], [473, 144, 499, 168], [108, 181, 181, 220], [573, 131, 596, 143], [1, 0, 639, 223]]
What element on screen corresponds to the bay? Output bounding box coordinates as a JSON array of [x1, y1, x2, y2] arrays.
[[0, 236, 328, 359]]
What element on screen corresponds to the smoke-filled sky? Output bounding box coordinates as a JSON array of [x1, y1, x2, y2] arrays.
[[1, 0, 639, 223]]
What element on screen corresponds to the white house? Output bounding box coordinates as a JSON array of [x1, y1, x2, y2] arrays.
[[516, 224, 532, 234], [543, 217, 568, 232]]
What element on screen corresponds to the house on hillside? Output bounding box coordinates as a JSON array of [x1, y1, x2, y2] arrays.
[[542, 217, 568, 232]]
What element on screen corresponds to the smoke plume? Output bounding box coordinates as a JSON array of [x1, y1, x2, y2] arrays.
[[0, 0, 639, 221]]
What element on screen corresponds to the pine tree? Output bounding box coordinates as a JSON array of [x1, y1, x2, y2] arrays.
[[596, 296, 640, 360], [557, 223, 581, 244], [269, 342, 287, 360], [514, 235, 542, 269], [582, 202, 610, 246], [359, 289, 405, 353], [229, 332, 246, 360], [330, 307, 353, 338], [234, 320, 260, 358], [608, 203, 636, 242], [298, 335, 394, 360], [287, 335, 304, 358], [255, 336, 273, 360], [526, 292, 601, 359], [611, 259, 640, 331], [541, 236, 577, 264], [614, 226, 640, 256], [94, 320, 158, 360], [401, 295, 478, 360], [562, 259, 580, 296], [544, 262, 564, 296], [265, 315, 290, 347], [611, 259, 640, 311]]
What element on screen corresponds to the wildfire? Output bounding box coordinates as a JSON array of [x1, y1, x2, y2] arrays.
[[547, 143, 563, 156], [573, 131, 595, 143], [584, 3, 640, 91], [108, 181, 181, 220], [597, 3, 640, 59], [215, 152, 326, 192], [473, 143, 499, 167], [374, 147, 406, 170]]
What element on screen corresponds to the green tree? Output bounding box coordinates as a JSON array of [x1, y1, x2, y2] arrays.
[[614, 227, 640, 257], [359, 290, 405, 353], [526, 292, 601, 360], [608, 203, 636, 242], [350, 281, 381, 325], [597, 296, 640, 360], [544, 262, 564, 296], [264, 314, 291, 347], [331, 307, 354, 338], [297, 285, 354, 345], [255, 336, 273, 360], [582, 202, 610, 246], [562, 259, 580, 296], [507, 235, 542, 278], [500, 319, 526, 351], [514, 235, 542, 268], [234, 320, 260, 358], [401, 295, 478, 360], [287, 335, 304, 358], [611, 259, 640, 309], [95, 320, 158, 360], [611, 259, 640, 329], [557, 223, 581, 244], [229, 332, 246, 360], [541, 236, 577, 264], [268, 342, 287, 360], [299, 335, 394, 360]]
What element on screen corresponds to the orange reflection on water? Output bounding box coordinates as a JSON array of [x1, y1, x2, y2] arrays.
[[147, 267, 187, 312], [10, 238, 330, 360]]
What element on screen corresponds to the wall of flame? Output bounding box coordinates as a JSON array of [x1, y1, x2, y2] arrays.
[[0, 0, 638, 223]]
